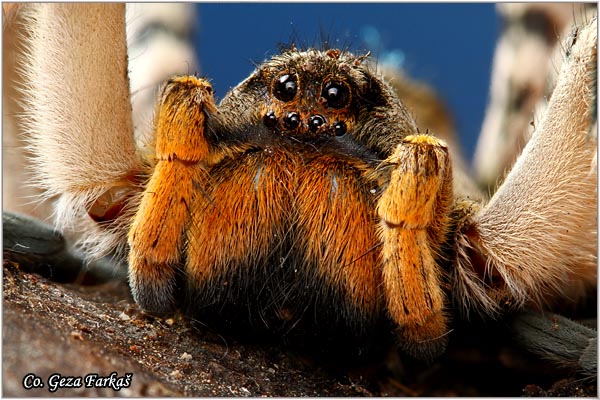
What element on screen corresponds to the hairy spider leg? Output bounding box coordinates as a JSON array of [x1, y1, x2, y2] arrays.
[[128, 76, 216, 313], [377, 134, 453, 359]]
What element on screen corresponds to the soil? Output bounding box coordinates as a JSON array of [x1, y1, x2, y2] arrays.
[[3, 259, 597, 397]]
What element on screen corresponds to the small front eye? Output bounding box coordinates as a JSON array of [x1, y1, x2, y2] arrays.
[[283, 111, 301, 129], [263, 110, 278, 128], [308, 114, 326, 133], [273, 74, 297, 102], [333, 121, 347, 136], [322, 81, 350, 108]]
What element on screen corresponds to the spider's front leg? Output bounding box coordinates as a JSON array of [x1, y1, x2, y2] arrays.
[[128, 76, 217, 313], [377, 134, 453, 359]]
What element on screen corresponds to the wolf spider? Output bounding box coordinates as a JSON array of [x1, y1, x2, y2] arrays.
[[6, 4, 597, 361]]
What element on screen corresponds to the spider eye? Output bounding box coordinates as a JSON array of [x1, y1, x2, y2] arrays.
[[333, 121, 347, 136], [263, 110, 278, 128], [283, 111, 300, 129], [322, 81, 350, 108], [273, 74, 297, 102], [308, 114, 326, 133]]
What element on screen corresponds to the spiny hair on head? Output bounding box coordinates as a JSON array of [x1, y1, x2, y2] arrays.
[[246, 28, 372, 72], [279, 26, 359, 54]]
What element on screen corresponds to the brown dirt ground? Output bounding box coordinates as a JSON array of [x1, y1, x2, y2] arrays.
[[2, 260, 596, 397]]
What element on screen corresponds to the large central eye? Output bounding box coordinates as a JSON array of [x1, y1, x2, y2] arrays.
[[273, 73, 297, 102], [322, 81, 350, 108]]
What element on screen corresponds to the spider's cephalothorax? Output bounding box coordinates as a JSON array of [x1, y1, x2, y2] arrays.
[[211, 48, 418, 159], [128, 48, 454, 359]]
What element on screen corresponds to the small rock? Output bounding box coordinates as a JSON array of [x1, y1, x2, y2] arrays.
[[170, 369, 184, 380], [70, 330, 84, 341], [130, 344, 142, 353]]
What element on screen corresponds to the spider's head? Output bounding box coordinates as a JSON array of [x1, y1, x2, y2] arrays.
[[220, 47, 418, 158]]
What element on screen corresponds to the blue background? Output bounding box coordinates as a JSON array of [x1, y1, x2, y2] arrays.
[[195, 3, 500, 161]]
